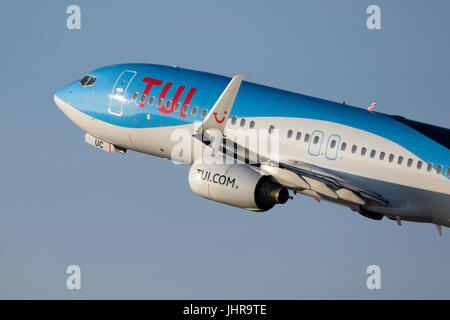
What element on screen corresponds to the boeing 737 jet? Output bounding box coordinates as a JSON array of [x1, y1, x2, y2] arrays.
[[54, 63, 450, 233]]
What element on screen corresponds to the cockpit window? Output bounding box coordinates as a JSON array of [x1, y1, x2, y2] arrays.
[[79, 75, 97, 87]]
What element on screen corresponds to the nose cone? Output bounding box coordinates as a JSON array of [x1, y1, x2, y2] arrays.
[[54, 82, 74, 107], [54, 94, 66, 112], [54, 81, 78, 120]]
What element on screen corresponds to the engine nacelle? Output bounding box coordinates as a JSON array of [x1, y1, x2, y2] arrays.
[[188, 163, 289, 211]]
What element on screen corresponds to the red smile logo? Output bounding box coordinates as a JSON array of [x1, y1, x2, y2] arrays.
[[213, 110, 227, 123]]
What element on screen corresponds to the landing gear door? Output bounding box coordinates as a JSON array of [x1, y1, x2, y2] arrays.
[[108, 70, 136, 116]]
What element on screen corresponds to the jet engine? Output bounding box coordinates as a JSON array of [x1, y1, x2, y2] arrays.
[[188, 163, 289, 211]]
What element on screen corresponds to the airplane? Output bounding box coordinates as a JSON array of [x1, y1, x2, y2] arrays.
[[54, 63, 450, 234]]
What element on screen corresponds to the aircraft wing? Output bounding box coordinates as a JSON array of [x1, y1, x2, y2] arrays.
[[277, 160, 389, 206], [195, 74, 389, 208], [213, 136, 389, 207]]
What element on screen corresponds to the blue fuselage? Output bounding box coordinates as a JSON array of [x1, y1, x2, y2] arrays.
[[55, 63, 450, 228], [56, 63, 449, 168]]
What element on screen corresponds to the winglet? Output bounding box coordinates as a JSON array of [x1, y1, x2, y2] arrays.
[[201, 74, 246, 134], [436, 224, 442, 236]]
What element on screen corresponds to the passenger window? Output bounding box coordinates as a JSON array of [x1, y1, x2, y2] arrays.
[[249, 120, 255, 129], [192, 106, 198, 116], [201, 109, 208, 119], [140, 94, 148, 105], [427, 163, 433, 172], [407, 158, 413, 167], [231, 116, 237, 125], [132, 92, 139, 102], [166, 100, 172, 110], [269, 125, 275, 134], [370, 150, 376, 158], [287, 130, 293, 138], [148, 96, 155, 106], [157, 98, 163, 107], [330, 140, 336, 148], [313, 136, 319, 144], [417, 161, 423, 169], [398, 156, 404, 165], [437, 165, 443, 174], [341, 142, 347, 151], [296, 132, 301, 140], [447, 168, 450, 177], [379, 152, 385, 160], [174, 102, 181, 112], [361, 147, 367, 156], [182, 105, 189, 114], [304, 134, 310, 142], [240, 119, 246, 127], [389, 154, 394, 162], [351, 145, 357, 153]]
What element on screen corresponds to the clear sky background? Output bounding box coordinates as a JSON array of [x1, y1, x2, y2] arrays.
[[1, 0, 449, 299]]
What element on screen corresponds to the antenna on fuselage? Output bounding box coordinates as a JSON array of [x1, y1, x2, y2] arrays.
[[436, 224, 443, 236], [367, 101, 376, 112]]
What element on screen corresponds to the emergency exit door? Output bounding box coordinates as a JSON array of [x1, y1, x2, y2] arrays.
[[108, 70, 136, 116]]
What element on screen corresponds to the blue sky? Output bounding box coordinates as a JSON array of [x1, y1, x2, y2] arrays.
[[1, 0, 449, 299]]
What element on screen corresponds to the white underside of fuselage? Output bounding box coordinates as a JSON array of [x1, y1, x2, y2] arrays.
[[54, 96, 450, 227]]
